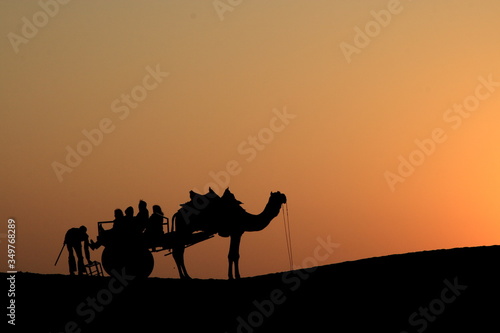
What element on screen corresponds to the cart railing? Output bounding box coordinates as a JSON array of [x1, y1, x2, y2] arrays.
[[98, 217, 170, 234], [96, 220, 214, 255]]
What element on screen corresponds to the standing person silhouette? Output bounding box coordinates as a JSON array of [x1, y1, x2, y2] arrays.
[[64, 226, 92, 276]]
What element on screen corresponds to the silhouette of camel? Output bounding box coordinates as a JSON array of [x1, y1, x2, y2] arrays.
[[171, 188, 287, 279]]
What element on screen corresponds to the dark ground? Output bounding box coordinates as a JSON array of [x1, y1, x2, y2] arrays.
[[4, 245, 500, 332]]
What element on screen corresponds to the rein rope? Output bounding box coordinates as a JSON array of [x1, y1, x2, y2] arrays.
[[282, 202, 294, 271]]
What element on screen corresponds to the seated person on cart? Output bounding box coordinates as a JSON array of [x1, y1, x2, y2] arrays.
[[144, 205, 166, 248], [92, 209, 125, 249]]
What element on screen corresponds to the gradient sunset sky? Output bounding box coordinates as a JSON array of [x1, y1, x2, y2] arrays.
[[2, 0, 500, 279]]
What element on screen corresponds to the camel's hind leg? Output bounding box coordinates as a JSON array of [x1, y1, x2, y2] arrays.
[[173, 246, 191, 279]]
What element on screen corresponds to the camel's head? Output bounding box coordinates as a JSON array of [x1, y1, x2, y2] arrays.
[[270, 191, 287, 205]]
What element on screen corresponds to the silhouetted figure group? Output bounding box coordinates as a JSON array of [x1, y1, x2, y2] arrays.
[[63, 200, 166, 276], [92, 200, 166, 249]]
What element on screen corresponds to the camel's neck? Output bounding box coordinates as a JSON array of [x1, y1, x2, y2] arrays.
[[243, 197, 283, 232]]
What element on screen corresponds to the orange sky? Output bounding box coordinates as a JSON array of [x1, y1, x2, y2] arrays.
[[2, 0, 500, 279]]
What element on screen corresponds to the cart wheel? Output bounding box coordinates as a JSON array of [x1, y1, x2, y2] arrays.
[[102, 245, 154, 279]]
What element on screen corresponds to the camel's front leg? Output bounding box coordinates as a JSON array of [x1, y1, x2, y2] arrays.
[[234, 257, 240, 279], [227, 257, 241, 279], [228, 233, 242, 279], [228, 259, 234, 280]]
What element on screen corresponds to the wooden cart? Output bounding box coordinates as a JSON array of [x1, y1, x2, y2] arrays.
[[97, 219, 214, 278]]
